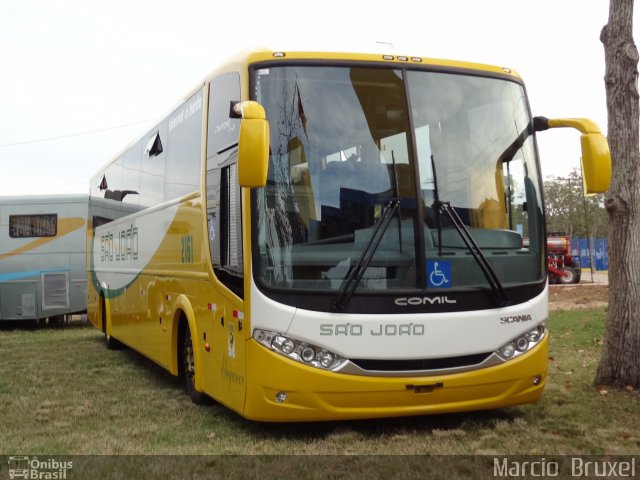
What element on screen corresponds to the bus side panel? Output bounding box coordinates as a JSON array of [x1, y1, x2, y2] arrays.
[[112, 275, 166, 366], [0, 281, 37, 320], [90, 198, 213, 372], [86, 225, 100, 331], [68, 250, 87, 315], [0, 196, 87, 321], [196, 283, 247, 415]]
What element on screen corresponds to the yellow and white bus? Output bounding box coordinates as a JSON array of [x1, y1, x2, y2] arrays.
[[87, 47, 611, 421]]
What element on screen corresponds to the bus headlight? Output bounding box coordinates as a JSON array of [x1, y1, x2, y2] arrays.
[[254, 329, 347, 371], [498, 343, 516, 359], [279, 338, 295, 354], [496, 323, 546, 361], [300, 346, 316, 363]]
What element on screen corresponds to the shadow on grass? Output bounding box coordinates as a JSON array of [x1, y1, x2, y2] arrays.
[[0, 318, 91, 331], [237, 408, 522, 442], [84, 329, 184, 390], [91, 330, 523, 441]]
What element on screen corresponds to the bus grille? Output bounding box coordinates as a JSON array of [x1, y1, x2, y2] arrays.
[[42, 272, 69, 309], [350, 352, 491, 372]]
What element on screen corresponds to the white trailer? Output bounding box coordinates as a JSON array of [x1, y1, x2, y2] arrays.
[[0, 194, 87, 324]]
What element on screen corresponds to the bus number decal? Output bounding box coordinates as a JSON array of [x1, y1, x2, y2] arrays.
[[181, 234, 194, 264]]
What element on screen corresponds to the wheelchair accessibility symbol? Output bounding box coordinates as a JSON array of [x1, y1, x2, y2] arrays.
[[428, 261, 452, 288]]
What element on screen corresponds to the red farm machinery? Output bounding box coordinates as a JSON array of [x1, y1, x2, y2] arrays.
[[547, 234, 581, 284]]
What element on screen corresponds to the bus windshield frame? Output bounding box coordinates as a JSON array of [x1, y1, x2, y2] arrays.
[[250, 62, 545, 313]]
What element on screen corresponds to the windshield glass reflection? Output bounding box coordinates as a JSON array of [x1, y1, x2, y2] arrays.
[[253, 66, 544, 293]]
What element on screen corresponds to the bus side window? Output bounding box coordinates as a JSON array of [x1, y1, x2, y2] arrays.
[[206, 72, 244, 298]]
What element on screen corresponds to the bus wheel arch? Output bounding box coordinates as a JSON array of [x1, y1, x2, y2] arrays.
[[101, 292, 122, 350], [175, 307, 209, 405]]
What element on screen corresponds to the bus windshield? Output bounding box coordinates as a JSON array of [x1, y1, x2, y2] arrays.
[[253, 65, 544, 298]]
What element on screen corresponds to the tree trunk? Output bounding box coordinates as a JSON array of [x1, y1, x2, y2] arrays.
[[595, 0, 640, 388]]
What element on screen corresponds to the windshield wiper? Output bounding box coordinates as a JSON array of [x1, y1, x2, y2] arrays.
[[430, 154, 510, 307], [435, 200, 511, 307], [332, 199, 400, 311]]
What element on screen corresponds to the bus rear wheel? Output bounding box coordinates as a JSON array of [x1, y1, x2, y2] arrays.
[[180, 323, 209, 405], [101, 296, 122, 350]]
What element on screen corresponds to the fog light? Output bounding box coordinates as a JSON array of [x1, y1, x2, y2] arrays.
[[533, 375, 542, 385], [275, 391, 288, 403], [515, 335, 530, 352], [301, 346, 316, 363]]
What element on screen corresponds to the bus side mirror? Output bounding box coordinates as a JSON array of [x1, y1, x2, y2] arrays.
[[534, 117, 612, 194], [580, 132, 611, 194], [235, 101, 269, 188]]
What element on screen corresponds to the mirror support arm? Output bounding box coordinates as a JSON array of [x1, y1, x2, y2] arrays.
[[533, 116, 611, 194]]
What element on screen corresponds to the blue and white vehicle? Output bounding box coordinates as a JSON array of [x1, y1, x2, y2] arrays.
[[0, 194, 88, 324]]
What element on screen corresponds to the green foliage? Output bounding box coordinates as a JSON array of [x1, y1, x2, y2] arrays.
[[543, 168, 608, 238]]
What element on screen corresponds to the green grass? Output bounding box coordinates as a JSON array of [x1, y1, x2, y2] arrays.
[[0, 309, 638, 477]]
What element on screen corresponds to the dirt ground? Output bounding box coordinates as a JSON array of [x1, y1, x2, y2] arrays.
[[549, 283, 609, 311]]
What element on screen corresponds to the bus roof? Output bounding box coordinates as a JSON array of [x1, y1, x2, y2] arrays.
[[91, 46, 522, 185], [238, 46, 522, 79], [0, 193, 88, 206]]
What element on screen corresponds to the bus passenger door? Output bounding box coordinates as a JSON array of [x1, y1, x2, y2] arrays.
[[206, 160, 247, 412], [204, 72, 248, 412]]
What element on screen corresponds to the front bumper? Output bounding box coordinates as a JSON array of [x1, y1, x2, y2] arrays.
[[243, 335, 548, 422]]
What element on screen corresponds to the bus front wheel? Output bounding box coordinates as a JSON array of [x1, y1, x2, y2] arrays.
[[180, 322, 209, 405]]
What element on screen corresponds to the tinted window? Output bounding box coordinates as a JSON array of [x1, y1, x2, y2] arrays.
[[10, 214, 57, 237], [207, 72, 241, 155], [165, 89, 204, 199]]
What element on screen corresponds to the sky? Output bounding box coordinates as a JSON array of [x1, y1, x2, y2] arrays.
[[0, 0, 635, 196]]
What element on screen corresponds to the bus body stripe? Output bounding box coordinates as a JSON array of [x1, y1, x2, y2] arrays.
[[0, 269, 69, 282], [0, 217, 85, 261]]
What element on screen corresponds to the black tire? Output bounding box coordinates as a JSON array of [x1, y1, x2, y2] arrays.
[[558, 266, 577, 285], [101, 296, 123, 350], [49, 315, 64, 327], [181, 323, 209, 405], [570, 261, 582, 283]]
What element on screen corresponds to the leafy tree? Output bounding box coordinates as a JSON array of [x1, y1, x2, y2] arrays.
[[543, 168, 608, 238], [595, 0, 640, 389]]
